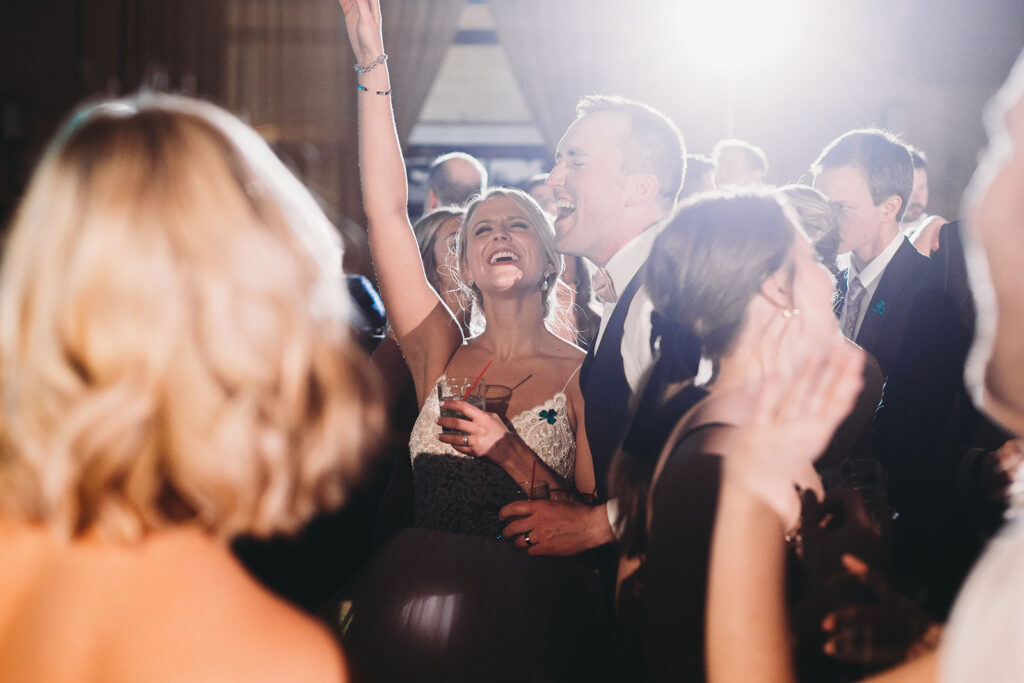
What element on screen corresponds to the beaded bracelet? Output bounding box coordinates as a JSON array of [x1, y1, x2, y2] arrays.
[[353, 53, 387, 74], [356, 84, 392, 96]]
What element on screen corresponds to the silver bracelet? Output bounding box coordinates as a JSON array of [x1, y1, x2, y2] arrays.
[[353, 53, 387, 74]]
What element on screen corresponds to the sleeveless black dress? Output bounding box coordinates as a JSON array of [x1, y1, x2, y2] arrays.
[[642, 409, 725, 682]]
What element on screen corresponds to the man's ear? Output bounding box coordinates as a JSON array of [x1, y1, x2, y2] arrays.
[[759, 267, 793, 311], [426, 189, 439, 211], [880, 194, 903, 221], [624, 173, 661, 207]]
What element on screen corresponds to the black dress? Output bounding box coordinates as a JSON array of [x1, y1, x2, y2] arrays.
[[642, 413, 724, 682]]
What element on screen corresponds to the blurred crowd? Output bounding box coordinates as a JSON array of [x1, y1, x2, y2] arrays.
[[0, 1, 1022, 681]]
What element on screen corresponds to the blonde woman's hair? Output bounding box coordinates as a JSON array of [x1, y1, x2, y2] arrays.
[[0, 94, 384, 542], [777, 183, 841, 274]]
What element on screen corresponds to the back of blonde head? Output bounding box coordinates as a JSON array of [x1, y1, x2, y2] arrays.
[[0, 94, 382, 542]]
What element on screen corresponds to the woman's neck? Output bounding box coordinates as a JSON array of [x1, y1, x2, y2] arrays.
[[709, 321, 768, 398], [712, 350, 763, 397], [474, 292, 549, 360]]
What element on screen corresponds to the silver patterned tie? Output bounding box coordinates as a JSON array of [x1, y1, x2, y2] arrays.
[[841, 277, 866, 340], [591, 268, 618, 304]]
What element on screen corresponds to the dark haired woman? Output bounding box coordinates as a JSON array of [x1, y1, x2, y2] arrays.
[[611, 191, 850, 680]]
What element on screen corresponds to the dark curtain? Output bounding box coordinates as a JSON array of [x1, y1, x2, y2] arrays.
[[487, 0, 636, 153], [222, 0, 462, 278], [222, 0, 462, 276], [382, 0, 465, 142], [115, 0, 226, 96]]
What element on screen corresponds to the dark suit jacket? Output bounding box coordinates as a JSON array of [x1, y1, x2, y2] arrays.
[[836, 238, 936, 376], [840, 237, 977, 617], [837, 238, 966, 469]]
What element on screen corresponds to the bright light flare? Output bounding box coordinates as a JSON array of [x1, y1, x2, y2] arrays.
[[679, 0, 801, 75]]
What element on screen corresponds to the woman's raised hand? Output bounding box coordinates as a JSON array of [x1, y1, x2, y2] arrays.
[[723, 332, 865, 528], [338, 0, 384, 64]]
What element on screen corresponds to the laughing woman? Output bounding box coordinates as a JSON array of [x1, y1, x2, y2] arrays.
[[330, 1, 613, 681]]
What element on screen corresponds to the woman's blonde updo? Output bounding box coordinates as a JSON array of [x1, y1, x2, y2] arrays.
[[0, 94, 384, 542]]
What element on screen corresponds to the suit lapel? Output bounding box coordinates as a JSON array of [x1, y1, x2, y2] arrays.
[[855, 239, 915, 353], [580, 338, 596, 383]]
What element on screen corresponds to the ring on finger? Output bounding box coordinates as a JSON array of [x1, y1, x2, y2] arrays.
[[462, 434, 469, 446], [524, 533, 534, 547]]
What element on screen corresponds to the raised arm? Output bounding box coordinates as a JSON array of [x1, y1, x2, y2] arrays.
[[706, 338, 865, 683], [337, 0, 461, 379]]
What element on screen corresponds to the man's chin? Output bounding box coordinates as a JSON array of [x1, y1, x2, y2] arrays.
[[553, 223, 574, 252]]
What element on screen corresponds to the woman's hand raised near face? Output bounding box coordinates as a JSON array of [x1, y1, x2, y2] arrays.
[[723, 328, 865, 529], [338, 0, 384, 65]]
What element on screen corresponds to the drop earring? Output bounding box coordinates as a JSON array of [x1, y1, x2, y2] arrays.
[[541, 271, 552, 292]]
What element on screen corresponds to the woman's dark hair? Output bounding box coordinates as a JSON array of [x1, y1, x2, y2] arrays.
[[646, 191, 796, 361], [413, 207, 465, 292], [610, 191, 798, 557]]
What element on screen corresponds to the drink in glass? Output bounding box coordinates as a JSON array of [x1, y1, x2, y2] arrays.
[[437, 377, 485, 434]]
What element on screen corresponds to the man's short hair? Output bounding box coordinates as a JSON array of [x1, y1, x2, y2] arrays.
[[575, 95, 686, 210], [907, 145, 928, 169], [427, 152, 487, 206], [712, 139, 769, 174], [811, 128, 914, 222]]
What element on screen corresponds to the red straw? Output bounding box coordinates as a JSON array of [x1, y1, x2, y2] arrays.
[[530, 458, 537, 494], [463, 359, 493, 399]]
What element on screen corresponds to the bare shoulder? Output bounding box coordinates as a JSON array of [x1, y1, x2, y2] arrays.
[[158, 582, 347, 681], [0, 528, 349, 683], [121, 540, 348, 682], [202, 557, 346, 679], [232, 604, 347, 682], [541, 329, 586, 361]]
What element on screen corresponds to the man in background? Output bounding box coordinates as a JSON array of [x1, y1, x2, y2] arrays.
[[712, 138, 769, 188], [813, 128, 980, 617], [902, 145, 948, 256], [424, 151, 487, 211], [679, 153, 716, 198]]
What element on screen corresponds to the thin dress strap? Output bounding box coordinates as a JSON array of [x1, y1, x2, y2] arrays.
[[646, 420, 732, 539], [561, 363, 583, 393]]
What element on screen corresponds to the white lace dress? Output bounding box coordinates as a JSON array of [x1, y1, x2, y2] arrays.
[[408, 377, 575, 538]]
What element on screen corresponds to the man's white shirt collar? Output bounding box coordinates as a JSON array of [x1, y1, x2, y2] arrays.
[[603, 222, 664, 295], [848, 231, 904, 289]]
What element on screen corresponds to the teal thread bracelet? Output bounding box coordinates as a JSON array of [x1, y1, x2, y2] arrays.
[[357, 84, 392, 96]]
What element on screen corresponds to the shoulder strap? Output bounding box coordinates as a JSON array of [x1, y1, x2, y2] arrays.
[[645, 419, 732, 538], [560, 363, 583, 393]]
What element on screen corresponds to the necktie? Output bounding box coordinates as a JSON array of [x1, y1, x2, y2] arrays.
[[591, 268, 618, 304], [841, 277, 866, 340]]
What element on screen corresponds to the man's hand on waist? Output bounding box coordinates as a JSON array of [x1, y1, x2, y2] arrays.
[[498, 500, 615, 556]]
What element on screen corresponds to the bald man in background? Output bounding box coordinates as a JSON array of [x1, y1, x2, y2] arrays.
[[424, 151, 487, 211]]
